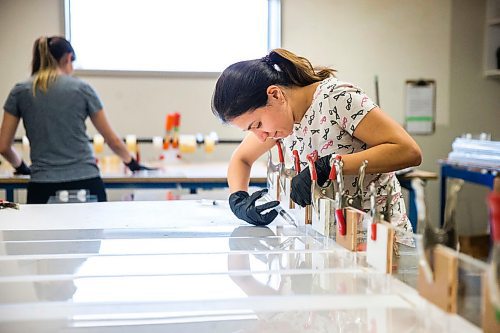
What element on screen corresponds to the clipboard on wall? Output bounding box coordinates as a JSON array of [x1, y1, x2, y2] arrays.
[[404, 80, 436, 134]]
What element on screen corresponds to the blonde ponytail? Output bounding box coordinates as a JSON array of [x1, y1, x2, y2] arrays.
[[31, 37, 59, 95]]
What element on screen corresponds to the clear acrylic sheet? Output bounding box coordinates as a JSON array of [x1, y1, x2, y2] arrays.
[[0, 203, 483, 332]]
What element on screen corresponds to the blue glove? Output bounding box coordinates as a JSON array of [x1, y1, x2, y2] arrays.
[[229, 189, 279, 226]]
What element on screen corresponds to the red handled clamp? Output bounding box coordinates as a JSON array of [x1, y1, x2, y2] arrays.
[[368, 183, 379, 240], [345, 160, 368, 210], [275, 140, 288, 197], [306, 150, 323, 217], [293, 150, 301, 174], [333, 156, 346, 236]]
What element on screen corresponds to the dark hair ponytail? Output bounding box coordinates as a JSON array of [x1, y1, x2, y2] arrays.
[[212, 48, 335, 123], [266, 49, 335, 86]]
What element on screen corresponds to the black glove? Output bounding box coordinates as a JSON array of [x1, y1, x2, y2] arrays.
[[229, 188, 279, 226], [290, 154, 332, 207], [125, 158, 155, 172], [14, 160, 31, 175]]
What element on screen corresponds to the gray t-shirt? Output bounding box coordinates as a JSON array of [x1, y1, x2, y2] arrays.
[[3, 75, 102, 182]]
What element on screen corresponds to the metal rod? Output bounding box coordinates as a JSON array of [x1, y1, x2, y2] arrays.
[[13, 137, 242, 145]]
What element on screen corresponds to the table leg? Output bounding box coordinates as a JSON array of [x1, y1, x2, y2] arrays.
[[6, 188, 14, 202], [440, 164, 447, 227], [408, 185, 418, 232], [397, 177, 418, 232], [440, 163, 496, 226]]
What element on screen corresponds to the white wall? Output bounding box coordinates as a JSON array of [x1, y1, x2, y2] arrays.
[[283, 0, 452, 125], [1, 0, 499, 228]]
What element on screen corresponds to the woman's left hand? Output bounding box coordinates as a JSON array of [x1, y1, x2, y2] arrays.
[[290, 154, 332, 206]]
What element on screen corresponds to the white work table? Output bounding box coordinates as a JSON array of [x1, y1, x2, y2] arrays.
[[0, 201, 480, 332], [0, 161, 268, 202]]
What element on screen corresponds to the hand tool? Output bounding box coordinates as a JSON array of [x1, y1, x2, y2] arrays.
[[345, 160, 368, 210], [381, 183, 393, 222], [306, 150, 323, 217], [333, 156, 347, 236], [275, 140, 288, 199], [368, 182, 379, 240], [263, 194, 297, 227], [414, 177, 462, 283], [266, 150, 279, 190], [293, 150, 301, 174], [315, 154, 337, 202]]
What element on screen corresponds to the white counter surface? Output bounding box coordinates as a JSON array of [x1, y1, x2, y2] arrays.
[[0, 201, 480, 332]]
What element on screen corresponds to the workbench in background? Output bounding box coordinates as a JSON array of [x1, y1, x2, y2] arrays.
[[439, 160, 498, 227], [0, 161, 267, 202], [0, 162, 436, 231]]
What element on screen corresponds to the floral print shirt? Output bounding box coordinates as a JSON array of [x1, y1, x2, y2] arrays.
[[282, 77, 413, 245]]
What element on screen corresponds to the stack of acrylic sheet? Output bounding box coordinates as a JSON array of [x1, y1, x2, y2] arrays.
[[447, 135, 500, 169]]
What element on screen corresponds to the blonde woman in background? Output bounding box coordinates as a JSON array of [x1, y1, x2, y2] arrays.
[[0, 36, 149, 203]]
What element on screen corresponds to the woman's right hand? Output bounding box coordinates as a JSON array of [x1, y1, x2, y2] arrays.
[[229, 189, 279, 226], [14, 160, 31, 175], [125, 158, 155, 172]]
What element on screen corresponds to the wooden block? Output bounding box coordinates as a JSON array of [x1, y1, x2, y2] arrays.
[[305, 205, 312, 224], [459, 234, 491, 260], [336, 207, 363, 251], [284, 177, 294, 209], [367, 221, 395, 274], [276, 173, 285, 201], [482, 273, 500, 333], [417, 245, 458, 313]]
